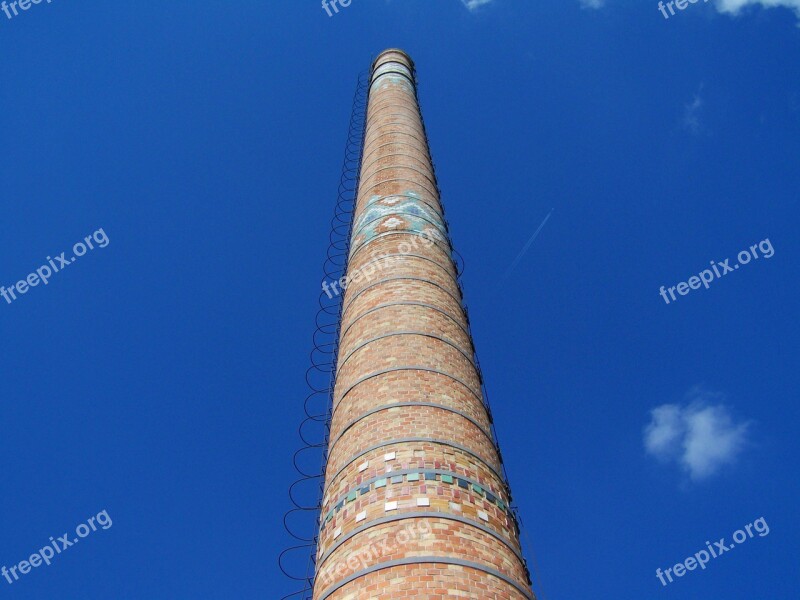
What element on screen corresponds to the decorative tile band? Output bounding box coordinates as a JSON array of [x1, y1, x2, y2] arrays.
[[352, 198, 444, 239], [370, 72, 415, 94], [350, 191, 446, 258], [322, 469, 511, 529], [371, 61, 413, 82]]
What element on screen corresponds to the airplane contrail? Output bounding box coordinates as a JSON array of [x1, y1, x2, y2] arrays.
[[501, 208, 554, 283]]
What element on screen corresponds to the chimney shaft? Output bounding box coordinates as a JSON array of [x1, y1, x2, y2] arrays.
[[313, 49, 534, 600]]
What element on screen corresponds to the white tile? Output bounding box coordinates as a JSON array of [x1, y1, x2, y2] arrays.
[[385, 501, 398, 511], [478, 511, 489, 522], [417, 498, 430, 507], [384, 452, 396, 461], [333, 527, 342, 539], [358, 461, 369, 472], [356, 511, 367, 522]]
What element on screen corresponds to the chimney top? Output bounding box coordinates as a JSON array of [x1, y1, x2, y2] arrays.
[[372, 48, 414, 72]]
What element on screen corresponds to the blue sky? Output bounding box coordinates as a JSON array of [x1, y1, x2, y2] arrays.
[[1, 0, 798, 598]]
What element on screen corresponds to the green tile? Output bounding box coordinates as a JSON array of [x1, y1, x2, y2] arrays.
[[407, 473, 420, 482], [347, 491, 357, 503], [472, 484, 484, 496], [375, 478, 387, 488], [441, 474, 454, 484]]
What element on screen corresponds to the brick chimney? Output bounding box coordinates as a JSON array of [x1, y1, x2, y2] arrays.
[[313, 49, 534, 600]]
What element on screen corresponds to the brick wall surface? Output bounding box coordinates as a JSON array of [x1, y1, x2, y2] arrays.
[[312, 49, 533, 600]]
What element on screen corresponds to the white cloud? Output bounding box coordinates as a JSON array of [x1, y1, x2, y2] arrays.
[[714, 0, 800, 20], [579, 0, 800, 21], [644, 389, 751, 481], [683, 88, 704, 134], [461, 0, 494, 10], [644, 404, 685, 459]]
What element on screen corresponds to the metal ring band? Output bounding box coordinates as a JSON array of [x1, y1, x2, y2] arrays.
[[347, 230, 452, 268], [361, 130, 432, 161], [328, 401, 493, 456], [364, 108, 422, 129], [336, 331, 476, 387], [361, 149, 437, 186], [360, 140, 431, 168], [339, 301, 470, 348], [316, 556, 533, 600], [364, 119, 425, 138], [365, 105, 423, 131], [370, 68, 416, 88], [340, 276, 462, 327], [324, 436, 504, 494], [365, 98, 420, 114], [343, 252, 455, 292], [317, 512, 524, 574], [357, 176, 439, 206], [364, 115, 424, 136], [334, 365, 482, 410], [359, 152, 433, 181]]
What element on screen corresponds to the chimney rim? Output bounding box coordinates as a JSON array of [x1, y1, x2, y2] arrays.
[[372, 48, 415, 72]]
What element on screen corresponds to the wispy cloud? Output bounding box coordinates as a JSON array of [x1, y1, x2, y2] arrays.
[[580, 0, 800, 21], [644, 388, 751, 481], [461, 0, 494, 11], [715, 0, 800, 21], [683, 86, 705, 134]]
